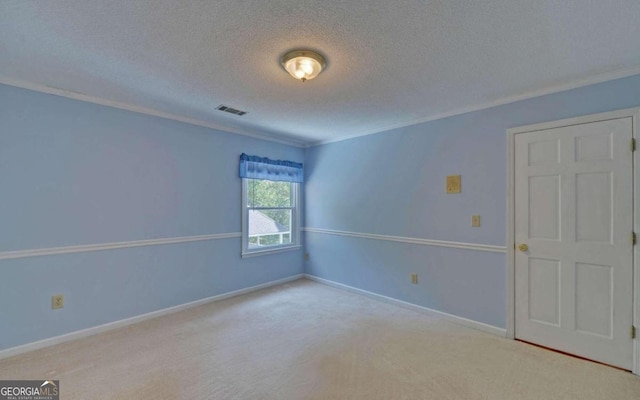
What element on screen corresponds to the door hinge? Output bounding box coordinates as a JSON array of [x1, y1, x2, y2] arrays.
[[632, 325, 636, 339], [633, 232, 637, 245], [632, 138, 636, 152]]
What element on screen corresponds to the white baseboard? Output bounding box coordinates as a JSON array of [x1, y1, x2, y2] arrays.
[[304, 274, 507, 337], [0, 274, 304, 360]]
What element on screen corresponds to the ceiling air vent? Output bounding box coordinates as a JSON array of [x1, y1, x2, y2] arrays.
[[216, 105, 247, 116]]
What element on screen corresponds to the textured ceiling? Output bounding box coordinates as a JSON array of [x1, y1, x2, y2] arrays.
[[2, 1, 640, 146]]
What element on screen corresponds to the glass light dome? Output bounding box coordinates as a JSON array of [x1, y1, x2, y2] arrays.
[[281, 50, 326, 82]]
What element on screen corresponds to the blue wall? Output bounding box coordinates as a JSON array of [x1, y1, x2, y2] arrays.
[[3, 73, 640, 351], [304, 74, 640, 329], [0, 84, 304, 350]]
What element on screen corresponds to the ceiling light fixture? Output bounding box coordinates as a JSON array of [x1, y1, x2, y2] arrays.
[[280, 50, 326, 82]]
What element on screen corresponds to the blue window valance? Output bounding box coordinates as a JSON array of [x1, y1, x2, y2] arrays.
[[239, 153, 304, 183]]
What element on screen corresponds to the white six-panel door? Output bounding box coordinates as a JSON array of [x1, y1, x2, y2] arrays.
[[514, 117, 634, 370]]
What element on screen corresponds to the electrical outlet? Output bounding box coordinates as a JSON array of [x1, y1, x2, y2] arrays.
[[52, 294, 64, 310], [304, 252, 310, 261], [446, 175, 461, 194], [411, 273, 418, 284], [472, 215, 481, 227]]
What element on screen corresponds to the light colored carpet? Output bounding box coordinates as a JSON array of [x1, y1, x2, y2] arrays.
[[0, 279, 638, 399]]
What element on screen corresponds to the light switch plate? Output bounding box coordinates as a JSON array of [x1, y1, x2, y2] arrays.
[[472, 215, 481, 227], [52, 294, 64, 309], [446, 175, 461, 194]]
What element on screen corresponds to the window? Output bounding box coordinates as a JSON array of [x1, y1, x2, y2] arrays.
[[239, 153, 302, 257], [242, 179, 299, 255]]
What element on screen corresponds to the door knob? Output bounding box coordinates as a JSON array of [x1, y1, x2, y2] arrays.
[[518, 243, 529, 252]]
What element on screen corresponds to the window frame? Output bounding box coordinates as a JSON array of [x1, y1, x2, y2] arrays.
[[241, 178, 301, 257]]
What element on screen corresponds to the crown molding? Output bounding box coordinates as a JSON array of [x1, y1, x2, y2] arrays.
[[5, 65, 640, 150], [0, 77, 309, 148], [311, 66, 640, 147]]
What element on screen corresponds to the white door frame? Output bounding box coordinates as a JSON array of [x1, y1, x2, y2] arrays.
[[506, 107, 640, 375]]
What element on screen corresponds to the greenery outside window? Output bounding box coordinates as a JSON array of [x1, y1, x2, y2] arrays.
[[242, 178, 300, 257]]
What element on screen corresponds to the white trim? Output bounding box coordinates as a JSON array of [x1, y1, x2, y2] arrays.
[[506, 127, 516, 340], [5, 68, 640, 150], [242, 178, 249, 253], [311, 66, 640, 147], [304, 274, 507, 337], [303, 227, 507, 253], [241, 245, 301, 258], [0, 77, 308, 148], [295, 184, 302, 248], [506, 107, 640, 375], [0, 233, 242, 261], [507, 107, 640, 135], [633, 108, 640, 376], [0, 274, 304, 360], [241, 179, 301, 257]]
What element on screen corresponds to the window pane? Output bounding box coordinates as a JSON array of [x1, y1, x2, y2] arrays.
[[247, 179, 291, 208], [248, 209, 292, 249]]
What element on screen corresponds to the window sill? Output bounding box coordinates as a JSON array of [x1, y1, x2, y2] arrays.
[[241, 245, 301, 258]]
